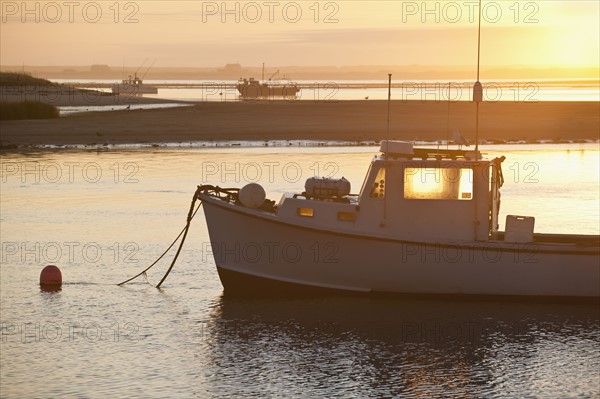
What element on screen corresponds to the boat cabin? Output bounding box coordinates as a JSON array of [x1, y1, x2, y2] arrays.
[[276, 141, 505, 243]]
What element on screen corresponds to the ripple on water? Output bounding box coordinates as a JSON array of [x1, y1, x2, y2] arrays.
[[1, 146, 599, 397]]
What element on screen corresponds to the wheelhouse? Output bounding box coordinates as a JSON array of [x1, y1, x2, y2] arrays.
[[357, 141, 504, 242]]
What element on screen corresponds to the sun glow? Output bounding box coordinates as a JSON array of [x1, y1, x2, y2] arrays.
[[0, 0, 597, 70], [404, 168, 473, 201]]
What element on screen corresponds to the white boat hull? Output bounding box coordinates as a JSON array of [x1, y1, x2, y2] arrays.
[[202, 196, 600, 299]]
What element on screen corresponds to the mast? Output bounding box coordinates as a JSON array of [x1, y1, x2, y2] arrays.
[[134, 58, 149, 79], [446, 82, 451, 150], [386, 73, 392, 141], [381, 73, 393, 227], [473, 0, 483, 154], [141, 59, 156, 80], [472, 0, 483, 240]]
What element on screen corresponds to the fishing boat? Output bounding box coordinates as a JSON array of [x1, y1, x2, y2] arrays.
[[236, 77, 300, 99], [111, 73, 158, 95], [199, 141, 599, 299], [237, 63, 300, 99]]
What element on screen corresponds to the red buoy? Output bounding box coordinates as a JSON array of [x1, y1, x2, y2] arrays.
[[40, 265, 62, 290]]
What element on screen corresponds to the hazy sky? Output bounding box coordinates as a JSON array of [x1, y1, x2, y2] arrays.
[[1, 0, 598, 68]]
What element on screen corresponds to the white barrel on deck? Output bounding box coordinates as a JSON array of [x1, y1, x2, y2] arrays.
[[304, 177, 351, 198]]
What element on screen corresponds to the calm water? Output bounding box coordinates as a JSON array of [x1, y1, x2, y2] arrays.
[[54, 78, 600, 105], [139, 79, 600, 103], [1, 144, 599, 398]]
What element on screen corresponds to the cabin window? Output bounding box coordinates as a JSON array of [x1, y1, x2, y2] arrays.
[[370, 167, 386, 198], [297, 207, 314, 217], [404, 167, 473, 200], [337, 212, 356, 222]]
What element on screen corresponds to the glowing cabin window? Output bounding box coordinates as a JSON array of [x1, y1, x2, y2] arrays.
[[370, 167, 386, 198], [337, 212, 356, 222], [297, 207, 314, 217], [404, 167, 473, 200]]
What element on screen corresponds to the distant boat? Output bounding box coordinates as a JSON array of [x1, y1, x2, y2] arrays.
[[237, 63, 299, 99], [237, 77, 300, 99], [112, 73, 158, 95]]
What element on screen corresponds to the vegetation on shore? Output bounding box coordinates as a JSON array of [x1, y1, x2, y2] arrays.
[[0, 101, 59, 120], [0, 72, 55, 87]]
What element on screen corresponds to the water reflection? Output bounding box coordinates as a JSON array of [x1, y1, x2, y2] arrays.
[[199, 295, 599, 398], [1, 145, 598, 397]]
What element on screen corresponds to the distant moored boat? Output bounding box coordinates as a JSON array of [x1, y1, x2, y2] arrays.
[[237, 63, 300, 99], [236, 77, 300, 99], [112, 73, 158, 95]]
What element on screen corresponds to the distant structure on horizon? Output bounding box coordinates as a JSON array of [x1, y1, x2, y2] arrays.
[[219, 63, 242, 73], [90, 64, 111, 73]]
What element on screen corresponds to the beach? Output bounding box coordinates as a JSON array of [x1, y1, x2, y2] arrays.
[[1, 100, 598, 148]]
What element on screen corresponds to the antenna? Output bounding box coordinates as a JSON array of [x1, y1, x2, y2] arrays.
[[471, 0, 483, 241], [446, 82, 451, 150], [387, 73, 392, 141], [473, 0, 483, 155]]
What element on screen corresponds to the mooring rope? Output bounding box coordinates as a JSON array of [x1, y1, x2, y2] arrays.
[[118, 186, 203, 287], [156, 186, 203, 288]]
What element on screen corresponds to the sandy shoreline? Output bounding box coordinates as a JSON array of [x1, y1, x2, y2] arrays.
[[1, 100, 598, 148]]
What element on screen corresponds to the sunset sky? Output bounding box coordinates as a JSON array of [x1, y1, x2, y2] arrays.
[[1, 0, 598, 70]]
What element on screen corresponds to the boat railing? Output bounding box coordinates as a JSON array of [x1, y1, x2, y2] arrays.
[[383, 148, 481, 161], [493, 231, 600, 246]]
